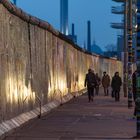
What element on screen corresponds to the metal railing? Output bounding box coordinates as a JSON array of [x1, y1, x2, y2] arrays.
[[23, 94, 42, 119]]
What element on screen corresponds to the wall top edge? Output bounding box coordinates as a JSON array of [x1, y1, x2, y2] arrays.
[[0, 0, 119, 61]]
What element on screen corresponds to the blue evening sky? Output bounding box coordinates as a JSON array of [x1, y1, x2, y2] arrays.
[[14, 0, 122, 50]]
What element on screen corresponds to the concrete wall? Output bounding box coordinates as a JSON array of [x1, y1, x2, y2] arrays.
[[0, 0, 122, 122]]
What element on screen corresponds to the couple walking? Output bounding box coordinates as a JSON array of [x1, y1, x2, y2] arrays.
[[101, 71, 122, 101]]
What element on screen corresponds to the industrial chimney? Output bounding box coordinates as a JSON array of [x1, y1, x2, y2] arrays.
[[72, 23, 75, 36], [60, 0, 69, 35], [87, 20, 91, 52], [13, 0, 16, 5]]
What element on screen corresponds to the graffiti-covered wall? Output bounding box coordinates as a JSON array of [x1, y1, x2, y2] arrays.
[[0, 0, 122, 121]]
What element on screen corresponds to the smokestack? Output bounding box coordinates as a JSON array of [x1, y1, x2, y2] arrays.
[[84, 41, 86, 50], [60, 0, 69, 35], [87, 20, 91, 52], [72, 23, 75, 36], [13, 0, 16, 5]]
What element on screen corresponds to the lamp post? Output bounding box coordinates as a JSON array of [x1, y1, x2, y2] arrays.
[[127, 0, 133, 108], [135, 0, 140, 137], [123, 0, 128, 97], [136, 40, 140, 137]]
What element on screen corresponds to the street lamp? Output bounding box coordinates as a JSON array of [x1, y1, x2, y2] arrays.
[[135, 0, 140, 138], [127, 0, 133, 108], [123, 0, 128, 98]]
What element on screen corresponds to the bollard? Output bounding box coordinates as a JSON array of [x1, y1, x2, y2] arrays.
[[127, 63, 133, 108], [134, 110, 140, 139], [137, 109, 140, 137], [135, 72, 140, 138], [135, 97, 140, 138]]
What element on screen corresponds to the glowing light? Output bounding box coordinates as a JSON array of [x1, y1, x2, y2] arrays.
[[6, 74, 35, 104], [135, 24, 138, 29]]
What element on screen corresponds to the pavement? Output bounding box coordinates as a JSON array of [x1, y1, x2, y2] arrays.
[[4, 88, 137, 140]]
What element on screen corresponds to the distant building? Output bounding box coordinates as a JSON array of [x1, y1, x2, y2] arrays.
[[117, 35, 124, 60], [90, 41, 103, 55], [104, 51, 117, 58], [117, 33, 136, 61], [104, 43, 118, 58]]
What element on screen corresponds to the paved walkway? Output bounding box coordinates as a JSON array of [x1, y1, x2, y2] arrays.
[[4, 89, 136, 140]]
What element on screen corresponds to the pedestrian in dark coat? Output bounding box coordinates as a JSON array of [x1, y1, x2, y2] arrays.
[[102, 72, 110, 96], [85, 69, 97, 102], [95, 73, 101, 96], [111, 72, 122, 101]]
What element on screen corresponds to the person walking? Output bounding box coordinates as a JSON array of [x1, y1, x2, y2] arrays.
[[102, 72, 110, 96], [95, 73, 101, 96], [111, 72, 122, 101], [85, 69, 97, 102]]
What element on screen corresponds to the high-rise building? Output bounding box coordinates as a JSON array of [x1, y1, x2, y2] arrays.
[[60, 0, 69, 35]]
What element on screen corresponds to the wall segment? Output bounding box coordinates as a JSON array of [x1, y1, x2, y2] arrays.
[[0, 0, 122, 122]]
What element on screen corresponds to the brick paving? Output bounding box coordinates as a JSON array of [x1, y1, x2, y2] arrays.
[[4, 88, 136, 140]]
